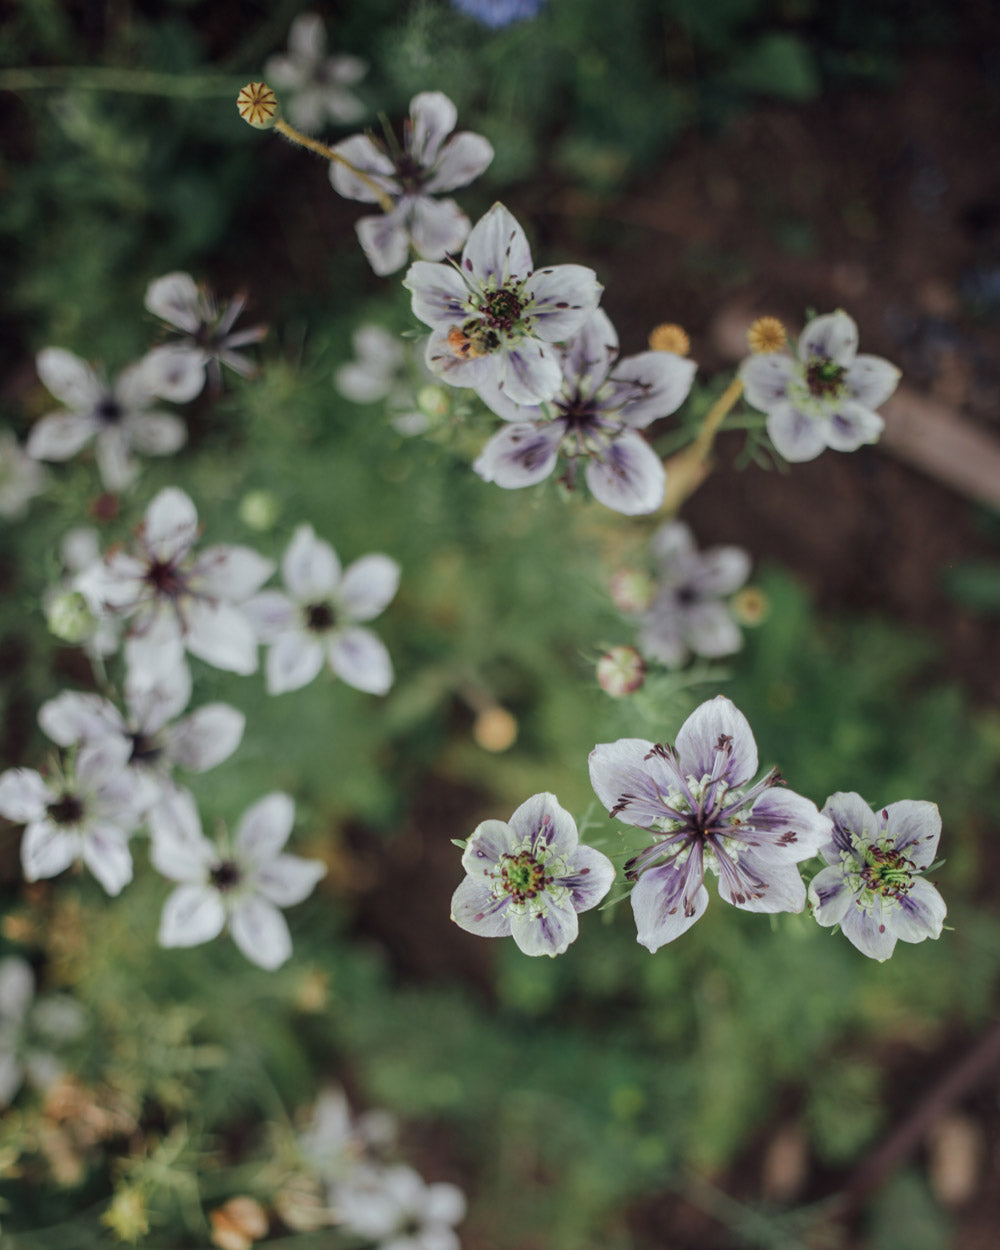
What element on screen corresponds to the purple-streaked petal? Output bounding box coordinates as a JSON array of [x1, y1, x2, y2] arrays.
[[822, 400, 884, 452], [149, 788, 214, 883], [408, 196, 470, 262], [766, 402, 827, 462], [461, 819, 519, 877], [510, 896, 579, 956], [38, 692, 121, 747], [403, 262, 470, 329], [339, 554, 399, 621], [145, 273, 202, 334], [687, 546, 752, 596], [144, 487, 199, 563], [588, 737, 683, 827], [235, 792, 295, 866], [799, 311, 858, 365], [462, 202, 532, 286], [821, 792, 877, 860], [637, 613, 686, 667], [244, 590, 298, 642], [473, 421, 562, 489], [521, 264, 602, 342], [631, 857, 709, 952], [426, 131, 494, 193], [845, 354, 900, 409], [229, 896, 293, 969], [883, 800, 941, 867], [807, 864, 854, 927], [840, 899, 897, 961], [675, 696, 758, 786], [122, 413, 187, 456], [744, 788, 832, 859], [138, 344, 206, 402], [191, 544, 274, 601], [328, 627, 393, 694], [681, 600, 743, 658], [612, 351, 697, 427], [166, 704, 245, 772], [81, 825, 133, 896], [888, 878, 946, 944], [266, 632, 326, 694], [424, 329, 498, 390], [585, 431, 666, 515], [561, 308, 619, 394], [158, 883, 226, 947], [356, 210, 412, 277], [558, 843, 616, 913], [26, 412, 95, 461], [328, 135, 399, 203], [715, 850, 806, 913], [474, 384, 544, 423], [508, 792, 578, 857], [738, 353, 796, 412], [36, 347, 103, 408], [408, 90, 457, 166], [74, 736, 133, 790], [499, 340, 563, 406], [126, 662, 192, 733], [254, 853, 326, 907], [183, 600, 259, 674], [450, 877, 512, 936], [21, 822, 79, 881]]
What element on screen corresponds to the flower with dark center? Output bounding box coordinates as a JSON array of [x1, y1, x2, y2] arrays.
[[209, 860, 241, 892], [263, 12, 367, 134], [589, 696, 831, 951], [305, 601, 335, 632], [809, 792, 945, 961], [330, 92, 494, 276], [144, 272, 266, 390], [739, 309, 900, 462], [451, 792, 615, 956], [46, 794, 84, 826]]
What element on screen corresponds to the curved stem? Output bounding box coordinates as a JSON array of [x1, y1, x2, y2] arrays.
[[273, 118, 395, 213], [659, 377, 744, 515]]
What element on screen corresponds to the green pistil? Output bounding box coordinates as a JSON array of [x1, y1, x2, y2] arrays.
[[499, 851, 547, 902], [846, 836, 915, 903], [805, 358, 846, 399], [481, 287, 524, 333]]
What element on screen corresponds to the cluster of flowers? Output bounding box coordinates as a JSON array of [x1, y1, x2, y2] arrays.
[[452, 697, 947, 962]]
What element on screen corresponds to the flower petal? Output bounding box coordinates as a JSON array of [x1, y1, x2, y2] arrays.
[[472, 421, 562, 488], [123, 413, 187, 456], [36, 348, 103, 408], [21, 822, 79, 882], [807, 864, 854, 927], [821, 400, 884, 452], [461, 819, 519, 877], [561, 308, 619, 394], [408, 196, 471, 262], [158, 883, 226, 948], [715, 851, 805, 914], [183, 600, 259, 674], [450, 876, 512, 936], [798, 311, 858, 365], [498, 340, 563, 406], [738, 352, 796, 412], [409, 91, 458, 166], [244, 590, 298, 641], [94, 430, 139, 491], [235, 792, 295, 866], [191, 545, 274, 601], [144, 488, 199, 563], [356, 210, 413, 277], [743, 788, 832, 859], [681, 600, 743, 658], [766, 402, 828, 462], [588, 737, 676, 827], [510, 896, 579, 956], [631, 859, 709, 952], [521, 264, 602, 342], [403, 261, 470, 329], [883, 800, 942, 867], [81, 825, 133, 896], [254, 853, 326, 907], [889, 878, 946, 944], [675, 695, 758, 787], [27, 412, 96, 461], [0, 770, 52, 823], [462, 202, 532, 286], [845, 354, 900, 409], [612, 350, 697, 426], [821, 791, 877, 859], [328, 627, 393, 694], [138, 344, 206, 402], [166, 704, 245, 772], [328, 135, 399, 203], [509, 792, 579, 857], [426, 131, 494, 194], [557, 843, 616, 913], [38, 692, 120, 747], [584, 430, 665, 515], [229, 896, 293, 969], [266, 632, 326, 694], [145, 273, 202, 334], [339, 554, 400, 621], [840, 899, 897, 961]]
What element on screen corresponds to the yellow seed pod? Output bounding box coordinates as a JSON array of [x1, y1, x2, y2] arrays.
[[747, 316, 787, 354], [648, 323, 690, 356], [237, 82, 278, 129]]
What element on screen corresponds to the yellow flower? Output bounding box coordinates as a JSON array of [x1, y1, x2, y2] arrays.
[[746, 316, 787, 354], [648, 323, 690, 356]]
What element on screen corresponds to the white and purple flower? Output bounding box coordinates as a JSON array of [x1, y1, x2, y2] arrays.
[[472, 308, 694, 514], [632, 521, 751, 665], [27, 347, 201, 491], [0, 957, 85, 1106], [75, 487, 274, 678], [404, 202, 602, 407], [451, 792, 615, 957], [264, 12, 367, 134], [330, 91, 493, 276], [451, 0, 546, 26], [335, 1164, 466, 1250], [152, 789, 326, 970], [0, 740, 149, 895], [739, 310, 900, 462], [589, 696, 832, 951], [808, 792, 946, 961], [245, 524, 399, 696]]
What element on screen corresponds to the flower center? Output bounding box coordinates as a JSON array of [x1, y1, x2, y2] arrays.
[[481, 287, 524, 333], [210, 860, 242, 892], [305, 601, 335, 633], [128, 732, 163, 766], [805, 358, 846, 399], [859, 842, 914, 899], [47, 792, 84, 825], [95, 397, 123, 425], [498, 850, 547, 902], [146, 559, 187, 598]]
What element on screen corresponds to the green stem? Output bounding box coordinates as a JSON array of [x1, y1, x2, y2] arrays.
[[0, 66, 240, 97]]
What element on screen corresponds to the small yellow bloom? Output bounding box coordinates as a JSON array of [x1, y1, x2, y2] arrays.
[[747, 316, 787, 354], [648, 323, 690, 356], [237, 82, 278, 130]]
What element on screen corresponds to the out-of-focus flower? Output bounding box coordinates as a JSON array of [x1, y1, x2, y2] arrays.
[[38, 662, 244, 817], [239, 489, 281, 532], [145, 273, 267, 390], [648, 323, 690, 355], [0, 741, 148, 894], [472, 307, 693, 514], [27, 348, 199, 491], [264, 12, 367, 133], [0, 956, 85, 1106], [405, 202, 602, 408], [451, 792, 615, 956], [334, 324, 434, 434], [609, 568, 655, 615], [209, 1196, 269, 1250], [450, 0, 546, 28], [809, 792, 946, 961], [739, 310, 900, 462], [152, 789, 326, 970], [632, 522, 750, 666], [43, 528, 120, 656], [245, 524, 398, 696], [75, 487, 274, 678], [597, 645, 645, 697], [330, 92, 493, 276], [472, 705, 518, 752], [0, 428, 48, 518], [589, 696, 832, 951], [335, 1163, 466, 1250], [746, 316, 787, 355], [299, 1086, 396, 1188], [102, 1185, 151, 1244]]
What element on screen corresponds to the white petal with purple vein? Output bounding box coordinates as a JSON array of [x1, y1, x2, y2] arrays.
[[450, 877, 512, 936], [462, 203, 532, 286], [522, 264, 602, 342], [328, 627, 393, 694], [510, 897, 579, 956], [426, 132, 494, 193], [585, 431, 665, 515], [36, 348, 103, 408], [799, 311, 858, 365], [158, 884, 226, 947], [766, 402, 827, 462], [356, 211, 412, 277], [27, 412, 95, 461], [266, 632, 325, 694], [473, 422, 561, 489], [254, 854, 326, 907], [674, 696, 758, 787], [339, 554, 399, 621], [235, 792, 295, 866], [229, 896, 293, 969]]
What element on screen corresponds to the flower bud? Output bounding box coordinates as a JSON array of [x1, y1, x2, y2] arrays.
[[609, 568, 655, 615], [597, 646, 645, 697], [731, 585, 769, 626], [417, 385, 450, 419], [46, 590, 97, 644], [747, 316, 787, 354], [648, 323, 690, 356], [238, 489, 281, 532], [237, 82, 278, 130]]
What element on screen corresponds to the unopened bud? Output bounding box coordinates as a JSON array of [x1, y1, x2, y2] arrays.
[[731, 585, 769, 626], [648, 323, 690, 356], [609, 568, 655, 615], [597, 646, 646, 697], [747, 316, 787, 354], [237, 82, 278, 130], [46, 590, 96, 644], [239, 489, 281, 532]]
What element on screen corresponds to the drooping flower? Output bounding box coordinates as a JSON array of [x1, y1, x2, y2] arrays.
[[451, 792, 615, 956], [264, 12, 367, 133], [404, 202, 602, 407], [244, 524, 398, 696], [152, 789, 326, 970], [0, 740, 149, 895], [38, 662, 245, 816], [589, 696, 832, 951], [631, 521, 751, 666], [27, 348, 200, 491], [808, 792, 946, 961], [335, 1163, 466, 1250], [472, 308, 693, 514], [145, 273, 267, 390], [450, 0, 546, 27], [739, 310, 900, 462], [330, 92, 494, 277], [0, 428, 48, 518], [0, 957, 85, 1106], [74, 487, 274, 677]]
